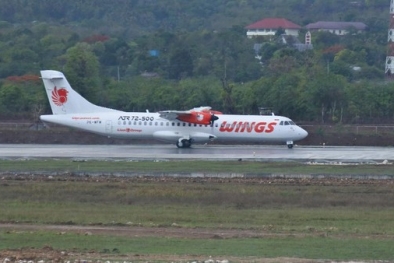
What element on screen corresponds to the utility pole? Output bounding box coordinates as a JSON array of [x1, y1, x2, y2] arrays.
[[385, 0, 394, 79]]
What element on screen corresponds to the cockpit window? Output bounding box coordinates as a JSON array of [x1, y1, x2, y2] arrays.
[[281, 120, 297, 125]]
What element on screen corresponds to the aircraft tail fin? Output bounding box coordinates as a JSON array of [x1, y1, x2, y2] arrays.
[[40, 70, 120, 115]]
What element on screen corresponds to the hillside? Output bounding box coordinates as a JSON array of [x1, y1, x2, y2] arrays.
[[0, 0, 389, 37], [1, 0, 394, 125]]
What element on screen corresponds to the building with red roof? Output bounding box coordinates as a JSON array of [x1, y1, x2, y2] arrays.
[[245, 18, 301, 38]]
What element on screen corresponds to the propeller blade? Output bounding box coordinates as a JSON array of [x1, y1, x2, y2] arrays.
[[210, 114, 219, 125]]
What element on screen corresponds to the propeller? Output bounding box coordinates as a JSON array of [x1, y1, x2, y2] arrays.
[[210, 114, 219, 126]]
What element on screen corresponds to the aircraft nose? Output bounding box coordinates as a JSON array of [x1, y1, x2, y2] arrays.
[[299, 127, 308, 139]]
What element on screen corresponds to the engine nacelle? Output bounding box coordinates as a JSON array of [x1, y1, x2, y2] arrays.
[[177, 111, 213, 125]]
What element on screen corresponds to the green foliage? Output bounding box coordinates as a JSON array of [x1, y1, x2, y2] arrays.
[[0, 83, 26, 112], [0, 80, 46, 118], [0, 0, 392, 123], [0, 1, 387, 35], [64, 42, 101, 102], [168, 49, 194, 79]]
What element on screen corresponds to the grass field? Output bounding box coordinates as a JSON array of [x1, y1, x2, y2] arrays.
[[1, 159, 394, 261], [1, 231, 394, 261], [1, 159, 394, 176]]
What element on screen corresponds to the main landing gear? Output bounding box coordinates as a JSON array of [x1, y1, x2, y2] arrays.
[[176, 138, 192, 148]]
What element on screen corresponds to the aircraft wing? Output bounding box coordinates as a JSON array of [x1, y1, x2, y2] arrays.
[[158, 107, 220, 125], [158, 110, 191, 121]]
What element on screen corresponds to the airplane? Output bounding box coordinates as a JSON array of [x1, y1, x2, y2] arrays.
[[40, 70, 308, 149]]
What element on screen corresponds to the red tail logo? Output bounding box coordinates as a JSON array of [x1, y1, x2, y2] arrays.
[[52, 86, 68, 106]]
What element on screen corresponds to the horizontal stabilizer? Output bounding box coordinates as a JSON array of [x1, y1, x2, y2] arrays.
[[41, 70, 64, 80]]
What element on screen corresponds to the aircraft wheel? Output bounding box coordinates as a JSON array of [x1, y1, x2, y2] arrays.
[[287, 144, 293, 149], [176, 139, 191, 148], [183, 139, 191, 148], [176, 140, 184, 148]]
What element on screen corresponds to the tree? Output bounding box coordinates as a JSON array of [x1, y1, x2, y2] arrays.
[[168, 48, 194, 80], [64, 42, 101, 103], [0, 83, 26, 113], [305, 73, 347, 123]]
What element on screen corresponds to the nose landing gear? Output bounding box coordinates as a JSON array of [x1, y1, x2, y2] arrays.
[[286, 141, 294, 149]]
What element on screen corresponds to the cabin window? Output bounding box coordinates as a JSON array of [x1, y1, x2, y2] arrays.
[[183, 123, 186, 126], [139, 121, 142, 125], [123, 121, 126, 125], [188, 123, 191, 126], [284, 121, 289, 125], [172, 122, 175, 126], [177, 123, 181, 126]]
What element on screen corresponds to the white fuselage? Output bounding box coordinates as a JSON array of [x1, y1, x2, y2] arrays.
[[40, 111, 308, 144]]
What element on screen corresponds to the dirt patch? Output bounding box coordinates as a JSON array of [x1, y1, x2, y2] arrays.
[[0, 247, 321, 263], [0, 223, 343, 240]]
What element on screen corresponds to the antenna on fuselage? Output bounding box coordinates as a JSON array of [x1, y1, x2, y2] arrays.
[[259, 107, 275, 116]]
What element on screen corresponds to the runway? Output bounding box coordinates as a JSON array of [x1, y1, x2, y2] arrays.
[[0, 144, 393, 163]]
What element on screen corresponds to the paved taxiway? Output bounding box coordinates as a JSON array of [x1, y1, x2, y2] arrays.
[[0, 144, 392, 162]]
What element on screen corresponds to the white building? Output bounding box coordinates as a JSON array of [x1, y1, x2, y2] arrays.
[[245, 18, 301, 38], [305, 21, 367, 35]]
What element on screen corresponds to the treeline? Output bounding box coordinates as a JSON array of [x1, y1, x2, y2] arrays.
[[2, 64, 394, 125], [0, 0, 389, 37], [0, 21, 392, 123], [0, 0, 394, 124]]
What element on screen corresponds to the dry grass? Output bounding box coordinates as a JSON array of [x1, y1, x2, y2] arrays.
[[2, 175, 394, 261], [1, 176, 394, 234]]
